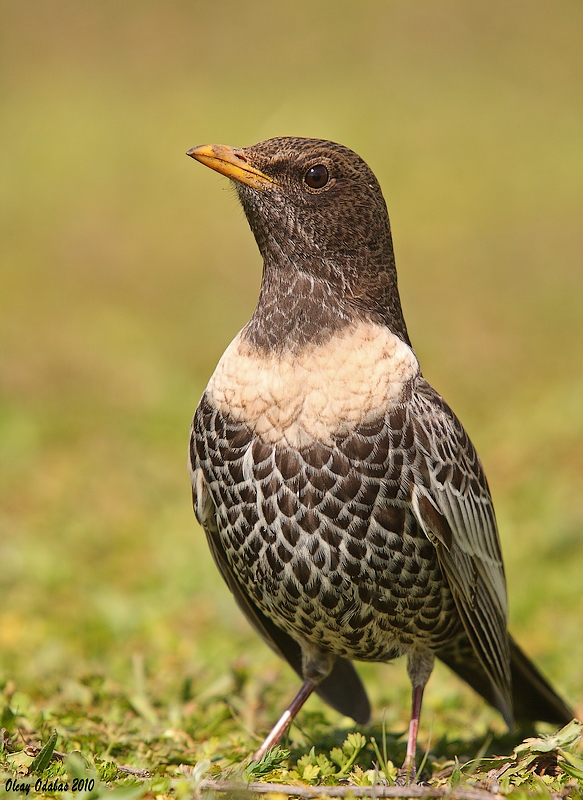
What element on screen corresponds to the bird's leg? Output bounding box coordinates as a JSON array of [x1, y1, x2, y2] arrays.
[[398, 683, 425, 784], [252, 679, 315, 761], [253, 641, 334, 761], [397, 647, 435, 785]]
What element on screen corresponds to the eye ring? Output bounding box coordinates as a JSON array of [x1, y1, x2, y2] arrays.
[[304, 164, 329, 190]]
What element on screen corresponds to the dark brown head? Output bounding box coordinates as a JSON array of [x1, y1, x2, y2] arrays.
[[188, 137, 410, 349]]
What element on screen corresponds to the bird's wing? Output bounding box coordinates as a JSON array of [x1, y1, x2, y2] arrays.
[[191, 444, 371, 724], [405, 377, 512, 721]]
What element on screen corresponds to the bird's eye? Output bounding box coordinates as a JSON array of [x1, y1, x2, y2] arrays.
[[304, 164, 329, 189]]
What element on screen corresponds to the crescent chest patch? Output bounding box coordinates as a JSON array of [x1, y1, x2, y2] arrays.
[[204, 321, 420, 448]]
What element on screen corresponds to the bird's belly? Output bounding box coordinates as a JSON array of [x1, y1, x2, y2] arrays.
[[193, 394, 461, 662], [229, 506, 461, 662]]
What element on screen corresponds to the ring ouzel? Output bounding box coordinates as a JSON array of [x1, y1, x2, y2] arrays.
[[186, 137, 573, 779]]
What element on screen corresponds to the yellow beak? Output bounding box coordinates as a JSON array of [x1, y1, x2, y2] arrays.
[[186, 144, 277, 190]]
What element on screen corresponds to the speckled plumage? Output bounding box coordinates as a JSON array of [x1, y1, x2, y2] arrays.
[[186, 137, 572, 762], [192, 381, 466, 660]]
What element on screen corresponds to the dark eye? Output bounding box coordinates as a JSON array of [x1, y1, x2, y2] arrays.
[[304, 164, 329, 189]]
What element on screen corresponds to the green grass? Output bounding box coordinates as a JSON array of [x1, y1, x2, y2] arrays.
[[1, 682, 582, 797], [1, 1, 582, 796]]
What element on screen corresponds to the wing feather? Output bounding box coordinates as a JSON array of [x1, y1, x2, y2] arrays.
[[407, 378, 512, 721]]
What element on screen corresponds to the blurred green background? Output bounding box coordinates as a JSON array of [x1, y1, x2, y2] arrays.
[[1, 0, 582, 733]]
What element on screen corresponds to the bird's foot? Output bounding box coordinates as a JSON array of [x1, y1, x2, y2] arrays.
[[395, 759, 416, 786]]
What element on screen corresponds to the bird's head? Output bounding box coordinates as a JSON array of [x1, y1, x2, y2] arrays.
[[187, 137, 390, 260], [187, 137, 409, 346]]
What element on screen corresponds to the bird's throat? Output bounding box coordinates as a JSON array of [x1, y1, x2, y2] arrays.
[[244, 266, 354, 354]]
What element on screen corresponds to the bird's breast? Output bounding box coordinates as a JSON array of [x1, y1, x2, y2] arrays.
[[205, 321, 420, 448]]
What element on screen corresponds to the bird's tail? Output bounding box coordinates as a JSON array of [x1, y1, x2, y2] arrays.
[[508, 634, 574, 726], [437, 632, 574, 728]]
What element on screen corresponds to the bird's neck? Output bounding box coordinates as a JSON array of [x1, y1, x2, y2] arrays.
[[243, 262, 353, 353], [243, 248, 411, 355]]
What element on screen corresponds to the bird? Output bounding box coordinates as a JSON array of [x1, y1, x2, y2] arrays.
[[186, 137, 573, 780]]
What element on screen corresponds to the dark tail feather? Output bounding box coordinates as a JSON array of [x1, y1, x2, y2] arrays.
[[509, 634, 573, 726], [437, 635, 513, 726], [438, 633, 573, 728], [315, 657, 371, 724]]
